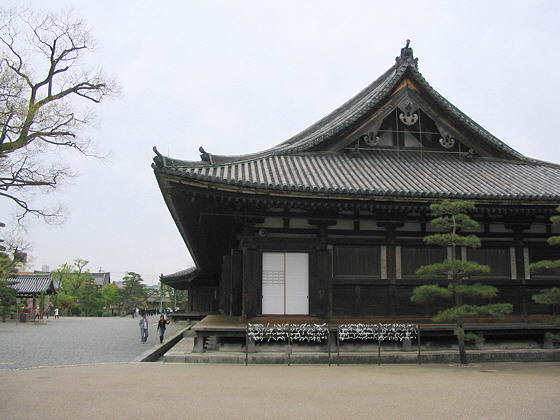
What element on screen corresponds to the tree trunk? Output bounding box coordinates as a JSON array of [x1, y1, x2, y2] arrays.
[[456, 323, 468, 365]]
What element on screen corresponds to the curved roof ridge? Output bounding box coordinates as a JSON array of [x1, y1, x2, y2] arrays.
[[154, 44, 536, 169], [270, 64, 401, 152], [405, 65, 530, 162], [153, 61, 407, 169]]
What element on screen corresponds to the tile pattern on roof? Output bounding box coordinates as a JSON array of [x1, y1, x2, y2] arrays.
[[272, 65, 403, 154], [161, 266, 198, 281], [161, 151, 560, 201], [158, 47, 524, 166], [4, 274, 54, 294]]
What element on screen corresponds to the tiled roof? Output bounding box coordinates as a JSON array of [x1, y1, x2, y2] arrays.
[[270, 65, 403, 155], [273, 52, 526, 160], [91, 272, 111, 287], [3, 274, 57, 295], [158, 151, 560, 202], [161, 267, 198, 280], [160, 267, 201, 290], [155, 46, 526, 166], [154, 45, 556, 202]]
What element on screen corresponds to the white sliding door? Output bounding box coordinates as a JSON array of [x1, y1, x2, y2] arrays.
[[262, 252, 308, 315], [285, 253, 309, 314], [262, 253, 285, 314]]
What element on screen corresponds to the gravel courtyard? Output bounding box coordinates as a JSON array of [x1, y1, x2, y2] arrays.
[[0, 316, 187, 369], [1, 362, 559, 419], [1, 317, 559, 418]]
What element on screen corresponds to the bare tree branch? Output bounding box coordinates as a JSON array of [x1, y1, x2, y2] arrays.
[[0, 7, 120, 223]]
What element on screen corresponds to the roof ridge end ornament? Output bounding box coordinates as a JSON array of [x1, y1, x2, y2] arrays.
[[395, 39, 418, 69], [152, 146, 166, 168], [199, 146, 214, 165]]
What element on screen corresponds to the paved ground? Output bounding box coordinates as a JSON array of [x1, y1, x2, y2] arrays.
[[1, 317, 560, 419], [0, 315, 187, 369], [1, 362, 559, 419]]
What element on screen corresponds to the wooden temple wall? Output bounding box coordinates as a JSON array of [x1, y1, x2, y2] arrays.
[[212, 214, 558, 319], [187, 285, 219, 312]]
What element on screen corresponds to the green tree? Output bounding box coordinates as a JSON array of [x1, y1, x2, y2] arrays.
[[78, 278, 102, 316], [0, 222, 21, 321], [410, 200, 513, 365], [53, 259, 90, 296], [51, 259, 91, 315], [530, 206, 560, 342], [154, 283, 177, 311], [118, 272, 147, 316], [0, 245, 19, 278], [0, 278, 17, 322], [0, 222, 26, 278], [101, 283, 119, 315], [174, 289, 188, 311], [56, 293, 78, 316]]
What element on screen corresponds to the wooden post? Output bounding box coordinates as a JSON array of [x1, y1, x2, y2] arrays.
[[337, 326, 340, 366], [327, 327, 331, 366], [287, 324, 291, 366], [245, 324, 249, 366], [417, 326, 421, 365], [377, 325, 381, 365]]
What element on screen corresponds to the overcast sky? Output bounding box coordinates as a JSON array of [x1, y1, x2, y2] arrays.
[[2, 1, 559, 285]]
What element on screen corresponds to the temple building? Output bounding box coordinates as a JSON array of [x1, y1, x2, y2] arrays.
[[153, 43, 560, 345]]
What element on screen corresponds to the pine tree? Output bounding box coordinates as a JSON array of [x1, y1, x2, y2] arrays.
[[411, 200, 513, 365], [118, 272, 147, 316], [530, 206, 560, 342], [0, 223, 19, 322]]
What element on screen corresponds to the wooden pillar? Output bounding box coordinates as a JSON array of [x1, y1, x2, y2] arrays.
[[506, 223, 531, 317], [308, 220, 335, 318], [309, 247, 332, 318], [387, 244, 397, 318], [187, 285, 193, 312], [378, 222, 404, 318], [242, 242, 261, 319], [220, 255, 232, 315], [231, 250, 243, 317]]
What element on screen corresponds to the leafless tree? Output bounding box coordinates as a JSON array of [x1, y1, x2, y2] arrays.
[[0, 7, 119, 223]]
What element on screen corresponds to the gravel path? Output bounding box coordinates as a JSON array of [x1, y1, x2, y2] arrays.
[[0, 316, 187, 369], [1, 362, 560, 419]]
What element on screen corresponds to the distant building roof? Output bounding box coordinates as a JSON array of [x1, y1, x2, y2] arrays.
[[4, 274, 57, 297], [91, 272, 111, 287]]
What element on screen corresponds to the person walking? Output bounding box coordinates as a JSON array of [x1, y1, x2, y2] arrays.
[[54, 308, 59, 319], [139, 313, 149, 343], [157, 315, 170, 344]]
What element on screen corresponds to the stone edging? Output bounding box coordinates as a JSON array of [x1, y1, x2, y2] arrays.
[[134, 325, 192, 363]]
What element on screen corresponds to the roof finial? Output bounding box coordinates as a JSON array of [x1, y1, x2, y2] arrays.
[[396, 39, 418, 69]]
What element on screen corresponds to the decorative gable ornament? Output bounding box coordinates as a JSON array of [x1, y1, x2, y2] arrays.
[[435, 123, 457, 149], [362, 121, 382, 146], [398, 100, 419, 126], [439, 134, 456, 149]]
